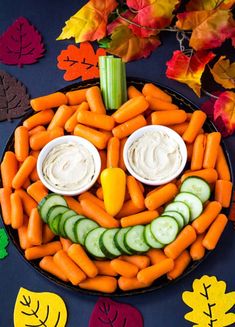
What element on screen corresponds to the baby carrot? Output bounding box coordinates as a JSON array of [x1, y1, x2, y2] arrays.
[[63, 196, 84, 215], [112, 115, 147, 139], [0, 187, 12, 225], [119, 138, 127, 171], [23, 109, 54, 130], [112, 96, 149, 123], [121, 210, 158, 227], [47, 105, 75, 130], [186, 143, 194, 162], [25, 241, 62, 260], [120, 255, 150, 269], [190, 233, 206, 261], [86, 86, 106, 114], [146, 96, 178, 111], [98, 150, 107, 183], [79, 276, 117, 293], [77, 110, 115, 131], [216, 146, 231, 181], [30, 92, 67, 111], [15, 189, 37, 216], [116, 200, 145, 219], [39, 256, 68, 282], [64, 102, 89, 132], [202, 214, 228, 250], [78, 192, 105, 209], [28, 125, 46, 136], [110, 258, 139, 278], [27, 208, 43, 246], [29, 127, 64, 150], [10, 192, 24, 229], [96, 187, 103, 200], [215, 180, 233, 208], [145, 183, 178, 210], [181, 168, 218, 184], [60, 237, 72, 252], [191, 134, 207, 171], [30, 150, 40, 159], [80, 198, 119, 228], [68, 244, 98, 278], [14, 126, 29, 162], [42, 224, 55, 244], [142, 83, 172, 102], [127, 85, 142, 99], [182, 110, 207, 143], [192, 201, 222, 234], [12, 156, 37, 189], [137, 258, 174, 285], [171, 122, 189, 136], [151, 110, 187, 125], [203, 132, 221, 169], [127, 176, 145, 209], [147, 249, 167, 265], [18, 217, 33, 250], [27, 181, 48, 203], [107, 137, 120, 168], [1, 151, 18, 189], [65, 88, 88, 105], [53, 250, 86, 285], [167, 250, 191, 280], [164, 225, 197, 259], [118, 276, 150, 291], [93, 260, 118, 276], [22, 177, 31, 190], [74, 124, 109, 150]]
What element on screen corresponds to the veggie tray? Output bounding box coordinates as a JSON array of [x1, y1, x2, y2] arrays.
[[0, 77, 233, 297]]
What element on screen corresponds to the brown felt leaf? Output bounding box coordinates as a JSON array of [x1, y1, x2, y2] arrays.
[[0, 70, 30, 121], [210, 56, 235, 89]]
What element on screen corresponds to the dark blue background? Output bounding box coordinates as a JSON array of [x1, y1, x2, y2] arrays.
[[0, 1, 235, 326]]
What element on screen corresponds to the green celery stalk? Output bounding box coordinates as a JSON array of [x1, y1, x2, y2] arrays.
[[106, 56, 115, 110], [113, 58, 122, 109], [121, 61, 127, 104], [99, 56, 108, 109]]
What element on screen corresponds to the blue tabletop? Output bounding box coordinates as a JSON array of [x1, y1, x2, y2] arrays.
[[0, 1, 235, 326]]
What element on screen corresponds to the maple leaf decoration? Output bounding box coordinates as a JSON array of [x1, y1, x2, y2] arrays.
[[186, 0, 235, 11], [210, 56, 235, 89], [0, 17, 45, 67], [0, 228, 9, 259], [166, 50, 215, 96], [57, 42, 106, 81], [57, 0, 118, 43], [214, 91, 235, 135], [182, 275, 235, 326]]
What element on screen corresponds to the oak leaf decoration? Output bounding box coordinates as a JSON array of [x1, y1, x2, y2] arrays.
[[210, 56, 235, 89]]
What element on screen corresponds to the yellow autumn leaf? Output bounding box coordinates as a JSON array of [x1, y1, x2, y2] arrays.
[[210, 56, 235, 89], [14, 287, 67, 327], [182, 275, 235, 327]]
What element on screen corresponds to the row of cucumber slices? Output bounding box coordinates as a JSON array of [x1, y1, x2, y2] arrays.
[[38, 177, 211, 259]]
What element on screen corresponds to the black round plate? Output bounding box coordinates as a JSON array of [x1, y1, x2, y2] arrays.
[[1, 77, 234, 297]]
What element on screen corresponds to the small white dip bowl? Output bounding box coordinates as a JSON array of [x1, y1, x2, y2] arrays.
[[37, 135, 101, 196], [123, 125, 187, 186]]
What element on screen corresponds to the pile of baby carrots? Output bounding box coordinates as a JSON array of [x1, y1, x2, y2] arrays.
[[0, 82, 233, 294]]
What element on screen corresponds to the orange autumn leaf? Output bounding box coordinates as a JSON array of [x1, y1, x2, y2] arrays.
[[214, 91, 235, 135], [176, 9, 235, 51], [186, 0, 235, 11], [57, 42, 106, 81], [166, 50, 215, 96], [57, 0, 118, 43], [210, 56, 235, 89]]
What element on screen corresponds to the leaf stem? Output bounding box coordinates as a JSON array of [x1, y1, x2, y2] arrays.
[[202, 89, 219, 99]]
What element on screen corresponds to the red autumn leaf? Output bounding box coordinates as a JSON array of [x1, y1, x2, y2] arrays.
[[214, 91, 235, 135], [89, 297, 143, 327], [176, 10, 235, 51], [57, 42, 106, 81], [107, 10, 136, 35], [186, 0, 235, 11], [166, 50, 215, 96], [0, 17, 45, 67], [126, 0, 180, 37]]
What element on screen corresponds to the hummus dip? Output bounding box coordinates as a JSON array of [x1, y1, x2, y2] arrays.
[[127, 131, 182, 181], [42, 142, 95, 191]]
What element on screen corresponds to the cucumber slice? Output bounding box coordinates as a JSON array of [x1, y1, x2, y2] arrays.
[[162, 211, 185, 229], [164, 201, 190, 224], [58, 210, 77, 237], [74, 218, 99, 245], [39, 194, 67, 223], [64, 215, 85, 242], [100, 228, 121, 259], [124, 225, 150, 253], [151, 217, 178, 245], [47, 205, 68, 234], [174, 192, 203, 221], [144, 224, 164, 248], [114, 227, 133, 255], [85, 227, 106, 259], [180, 177, 211, 203]]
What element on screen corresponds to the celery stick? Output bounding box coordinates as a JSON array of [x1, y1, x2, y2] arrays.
[[113, 58, 122, 109], [99, 56, 108, 108], [121, 62, 127, 104], [106, 56, 115, 110]]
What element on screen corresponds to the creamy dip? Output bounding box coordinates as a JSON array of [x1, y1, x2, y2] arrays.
[[42, 142, 95, 191], [127, 131, 182, 181]]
